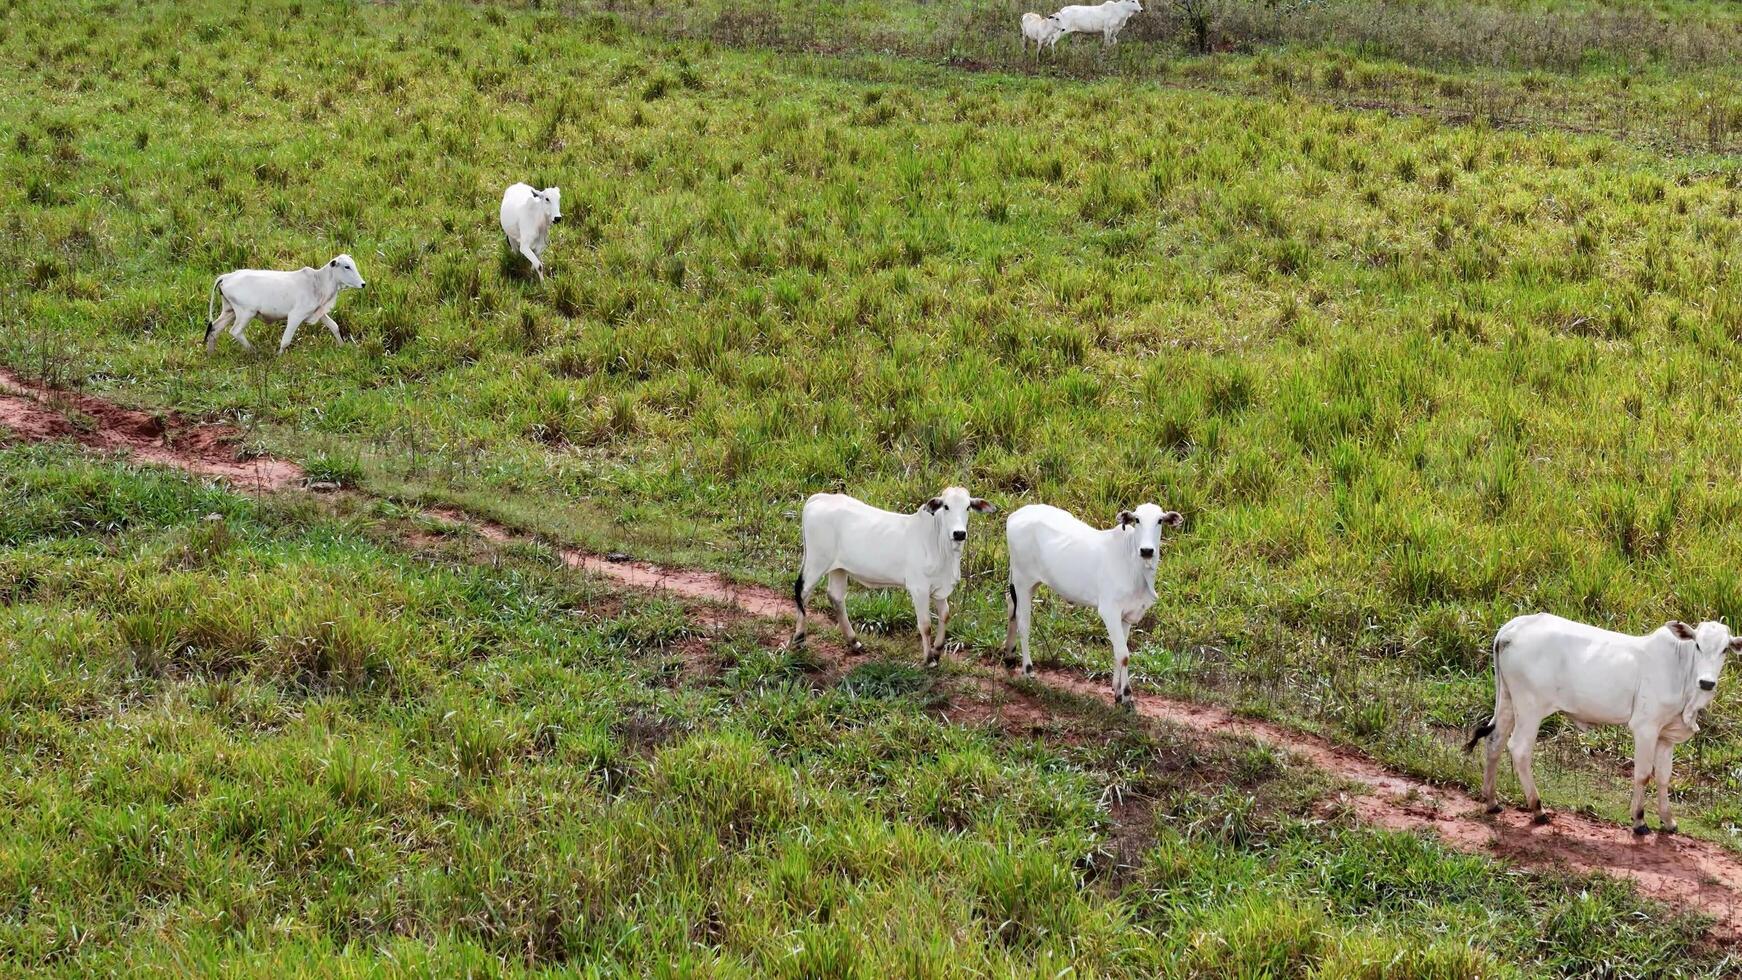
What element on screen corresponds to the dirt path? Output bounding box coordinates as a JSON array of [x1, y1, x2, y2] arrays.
[[6, 372, 1742, 939], [0, 369, 302, 491]]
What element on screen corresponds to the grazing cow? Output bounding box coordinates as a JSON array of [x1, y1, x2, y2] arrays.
[[1052, 0, 1143, 47], [1465, 613, 1737, 834], [792, 487, 996, 665], [499, 182, 563, 282], [1021, 12, 1063, 54], [205, 255, 366, 354], [1004, 502, 1183, 706]]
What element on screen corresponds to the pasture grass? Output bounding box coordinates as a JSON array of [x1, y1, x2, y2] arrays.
[[0, 443, 1734, 974], [8, 0, 1742, 851]]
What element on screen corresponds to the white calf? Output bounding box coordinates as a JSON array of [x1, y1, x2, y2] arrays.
[[792, 487, 995, 665], [499, 182, 562, 282], [1021, 12, 1063, 54], [1005, 502, 1183, 706], [1466, 613, 1736, 834], [1052, 0, 1143, 47], [206, 255, 366, 354]]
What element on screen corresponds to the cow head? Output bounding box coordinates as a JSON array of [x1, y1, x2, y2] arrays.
[[1668, 620, 1737, 730], [535, 187, 563, 223], [1122, 0, 1143, 12], [1115, 503, 1184, 564], [922, 486, 995, 547], [327, 254, 365, 289]]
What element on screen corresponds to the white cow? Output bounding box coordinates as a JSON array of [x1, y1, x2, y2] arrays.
[[1021, 12, 1063, 54], [1004, 502, 1183, 706], [1466, 613, 1737, 834], [499, 182, 563, 282], [792, 487, 995, 665], [205, 255, 366, 354], [1052, 0, 1143, 47]]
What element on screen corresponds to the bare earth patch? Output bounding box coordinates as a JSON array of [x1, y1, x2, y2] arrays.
[[0, 369, 302, 491]]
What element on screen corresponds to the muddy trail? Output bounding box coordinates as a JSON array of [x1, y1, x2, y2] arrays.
[[5, 374, 1742, 940], [0, 369, 302, 491]]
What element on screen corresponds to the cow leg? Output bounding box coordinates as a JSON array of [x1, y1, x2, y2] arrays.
[[1654, 738, 1677, 833], [321, 313, 345, 345], [278, 308, 312, 354], [1629, 727, 1658, 835], [1100, 604, 1132, 709], [1507, 713, 1546, 822], [521, 243, 544, 282], [1005, 580, 1036, 676], [931, 596, 951, 664], [911, 587, 937, 666], [827, 569, 862, 654], [228, 309, 256, 351]]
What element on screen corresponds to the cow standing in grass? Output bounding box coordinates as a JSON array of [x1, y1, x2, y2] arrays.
[[1021, 12, 1063, 54], [1051, 0, 1143, 47], [205, 255, 366, 354], [499, 182, 562, 282], [792, 487, 995, 666], [1466, 614, 1736, 834], [1004, 502, 1183, 707]]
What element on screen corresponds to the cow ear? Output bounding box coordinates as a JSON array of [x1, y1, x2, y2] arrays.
[[1161, 511, 1184, 527], [924, 498, 945, 514], [1667, 620, 1697, 641], [1728, 636, 1742, 653], [1117, 510, 1137, 528], [969, 498, 995, 513]]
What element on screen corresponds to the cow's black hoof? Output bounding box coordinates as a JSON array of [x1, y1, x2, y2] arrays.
[[791, 634, 806, 648], [1531, 811, 1550, 826], [847, 640, 863, 654], [1633, 824, 1651, 836], [1658, 823, 1678, 835], [1020, 665, 1033, 678], [1485, 803, 1503, 815]]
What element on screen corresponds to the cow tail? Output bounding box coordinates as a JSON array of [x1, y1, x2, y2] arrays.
[[1462, 631, 1508, 753], [792, 572, 805, 614], [1462, 716, 1496, 754], [205, 275, 223, 339]]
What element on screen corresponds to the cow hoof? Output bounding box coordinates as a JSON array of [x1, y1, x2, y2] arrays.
[[791, 634, 806, 648], [924, 653, 940, 668], [1532, 812, 1550, 826], [1659, 823, 1678, 835], [847, 640, 864, 655], [1020, 665, 1033, 678], [1118, 698, 1135, 714], [1633, 823, 1650, 836], [1485, 803, 1503, 815]]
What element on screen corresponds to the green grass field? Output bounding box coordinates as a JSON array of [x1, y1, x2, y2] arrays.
[[0, 445, 1731, 973], [7, 0, 1742, 969]]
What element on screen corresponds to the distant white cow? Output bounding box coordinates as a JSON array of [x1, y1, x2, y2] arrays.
[[1004, 502, 1183, 706], [1021, 12, 1063, 54], [792, 487, 995, 665], [499, 182, 563, 282], [1466, 613, 1737, 834], [205, 255, 366, 354], [1052, 0, 1143, 47]]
